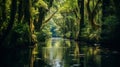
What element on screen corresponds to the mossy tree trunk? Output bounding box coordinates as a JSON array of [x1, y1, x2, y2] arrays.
[[86, 0, 101, 30]]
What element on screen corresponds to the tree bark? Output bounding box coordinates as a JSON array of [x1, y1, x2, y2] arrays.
[[78, 0, 84, 40], [0, 0, 17, 46]]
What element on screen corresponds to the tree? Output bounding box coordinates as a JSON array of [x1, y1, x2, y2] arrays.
[[78, 0, 84, 40], [86, 0, 101, 30], [0, 0, 17, 46]]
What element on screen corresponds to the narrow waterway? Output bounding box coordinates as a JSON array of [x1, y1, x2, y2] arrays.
[[2, 38, 119, 67], [31, 38, 119, 67]]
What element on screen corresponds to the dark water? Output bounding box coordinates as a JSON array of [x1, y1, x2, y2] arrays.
[[1, 38, 119, 67]]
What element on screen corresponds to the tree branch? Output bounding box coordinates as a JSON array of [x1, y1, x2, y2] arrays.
[[40, 10, 58, 29], [43, 10, 58, 24]]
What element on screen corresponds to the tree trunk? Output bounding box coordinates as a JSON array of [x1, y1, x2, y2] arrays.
[[0, 0, 17, 46], [18, 0, 24, 22], [34, 7, 45, 31], [0, 0, 6, 27], [78, 0, 84, 40], [86, 0, 101, 30], [24, 0, 31, 25]]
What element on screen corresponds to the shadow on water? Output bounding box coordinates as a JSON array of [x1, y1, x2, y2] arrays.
[[1, 37, 119, 67]]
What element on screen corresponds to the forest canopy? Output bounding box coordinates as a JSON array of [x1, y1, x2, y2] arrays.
[[0, 0, 120, 50]]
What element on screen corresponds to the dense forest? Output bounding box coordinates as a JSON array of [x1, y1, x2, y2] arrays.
[[0, 0, 120, 67], [0, 0, 120, 49]]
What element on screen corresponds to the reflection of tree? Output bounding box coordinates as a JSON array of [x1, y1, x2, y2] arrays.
[[74, 42, 80, 59], [31, 38, 102, 67], [42, 38, 65, 65], [35, 38, 81, 67], [84, 46, 101, 67]]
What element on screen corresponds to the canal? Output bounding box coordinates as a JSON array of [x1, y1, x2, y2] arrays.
[[1, 38, 119, 67]]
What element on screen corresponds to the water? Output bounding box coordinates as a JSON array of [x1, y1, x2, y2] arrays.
[[1, 38, 119, 67], [31, 38, 119, 67]]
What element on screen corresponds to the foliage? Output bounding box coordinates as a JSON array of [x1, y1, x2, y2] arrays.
[[0, 0, 119, 49], [4, 23, 30, 48], [79, 0, 102, 42], [59, 0, 78, 12], [34, 0, 48, 9], [101, 15, 119, 43]]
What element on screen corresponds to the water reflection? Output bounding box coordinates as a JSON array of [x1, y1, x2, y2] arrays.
[[2, 38, 119, 67], [32, 38, 101, 67]]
